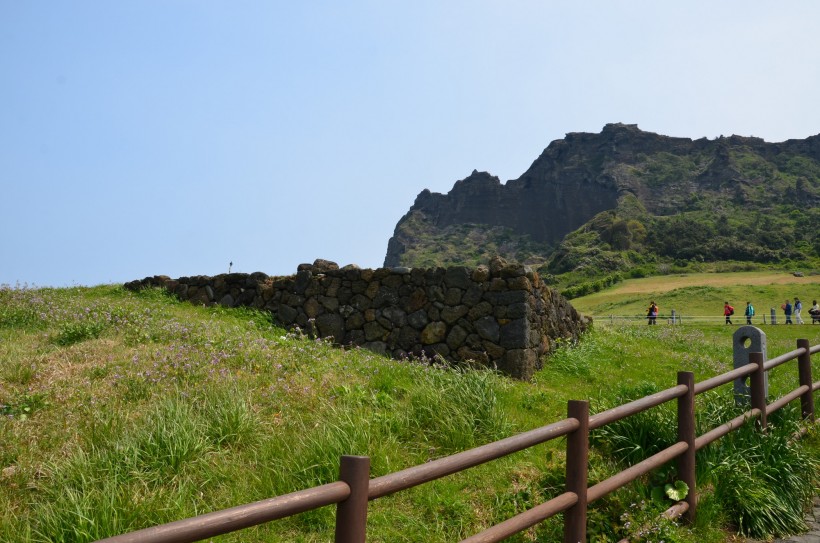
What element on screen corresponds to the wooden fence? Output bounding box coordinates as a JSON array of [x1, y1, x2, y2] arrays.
[[96, 337, 820, 543]]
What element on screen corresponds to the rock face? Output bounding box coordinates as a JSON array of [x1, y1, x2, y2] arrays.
[[385, 123, 820, 270], [124, 258, 589, 380], [385, 168, 618, 266]]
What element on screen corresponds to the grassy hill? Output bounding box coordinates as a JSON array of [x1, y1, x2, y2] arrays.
[[572, 270, 820, 322], [1, 277, 819, 542]]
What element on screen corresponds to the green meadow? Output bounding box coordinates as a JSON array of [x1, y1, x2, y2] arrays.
[[1, 274, 819, 542], [572, 270, 820, 323]]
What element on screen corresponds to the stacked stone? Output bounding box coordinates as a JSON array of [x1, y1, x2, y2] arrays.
[[124, 257, 589, 380], [125, 272, 270, 308]]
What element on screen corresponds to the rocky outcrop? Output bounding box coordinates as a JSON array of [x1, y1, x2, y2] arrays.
[[384, 168, 619, 267], [124, 258, 589, 380], [385, 123, 820, 270]]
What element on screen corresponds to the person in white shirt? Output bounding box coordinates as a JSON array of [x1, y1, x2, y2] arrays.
[[794, 297, 804, 324]]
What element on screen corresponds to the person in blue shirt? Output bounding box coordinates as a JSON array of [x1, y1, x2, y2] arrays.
[[744, 301, 754, 325], [783, 300, 793, 324]]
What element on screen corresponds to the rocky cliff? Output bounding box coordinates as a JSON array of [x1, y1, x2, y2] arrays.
[[385, 123, 820, 275]]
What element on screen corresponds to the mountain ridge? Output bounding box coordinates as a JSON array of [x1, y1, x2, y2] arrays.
[[384, 123, 820, 279]]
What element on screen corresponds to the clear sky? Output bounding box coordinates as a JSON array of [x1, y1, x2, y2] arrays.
[[2, 1, 819, 287]]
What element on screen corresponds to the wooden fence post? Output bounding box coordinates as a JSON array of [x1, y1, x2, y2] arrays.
[[335, 455, 370, 543], [676, 371, 696, 522], [564, 400, 589, 543], [797, 339, 815, 422], [749, 352, 767, 431]]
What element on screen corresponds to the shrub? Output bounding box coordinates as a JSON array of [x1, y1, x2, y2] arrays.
[[54, 321, 106, 346], [561, 274, 623, 299], [705, 407, 818, 538], [592, 386, 819, 540], [591, 382, 677, 465]]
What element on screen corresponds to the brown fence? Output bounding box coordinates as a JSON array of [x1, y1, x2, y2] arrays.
[[96, 337, 820, 543]]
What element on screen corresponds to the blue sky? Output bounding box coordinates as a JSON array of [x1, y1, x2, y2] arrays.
[[2, 1, 819, 287]]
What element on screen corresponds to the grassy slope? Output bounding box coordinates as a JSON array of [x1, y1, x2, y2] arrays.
[[1, 276, 818, 542]]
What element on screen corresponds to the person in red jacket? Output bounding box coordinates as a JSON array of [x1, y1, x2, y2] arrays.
[[724, 302, 735, 325]]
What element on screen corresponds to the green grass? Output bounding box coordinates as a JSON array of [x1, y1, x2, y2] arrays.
[[1, 276, 818, 542]]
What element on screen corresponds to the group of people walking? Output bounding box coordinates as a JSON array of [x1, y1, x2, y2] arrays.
[[645, 299, 820, 324], [778, 298, 820, 324], [722, 298, 820, 325]]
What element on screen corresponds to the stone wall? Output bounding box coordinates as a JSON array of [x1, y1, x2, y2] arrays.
[[124, 257, 590, 380]]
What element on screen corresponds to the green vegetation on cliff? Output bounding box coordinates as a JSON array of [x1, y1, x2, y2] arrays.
[[389, 211, 554, 270]]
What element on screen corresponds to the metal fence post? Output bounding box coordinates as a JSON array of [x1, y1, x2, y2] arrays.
[[564, 400, 589, 543], [749, 352, 767, 431], [335, 455, 370, 543], [797, 339, 815, 422], [676, 371, 696, 522]]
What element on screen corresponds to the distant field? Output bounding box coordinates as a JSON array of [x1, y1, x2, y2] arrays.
[[571, 271, 820, 323]]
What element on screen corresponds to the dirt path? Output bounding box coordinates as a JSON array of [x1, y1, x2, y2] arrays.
[[606, 271, 816, 296]]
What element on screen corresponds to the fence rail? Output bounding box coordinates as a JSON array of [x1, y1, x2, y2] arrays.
[[96, 332, 819, 543]]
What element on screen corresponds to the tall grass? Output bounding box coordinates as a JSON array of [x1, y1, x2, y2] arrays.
[[591, 382, 679, 465], [705, 406, 819, 537], [23, 388, 263, 541], [589, 381, 819, 540]]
